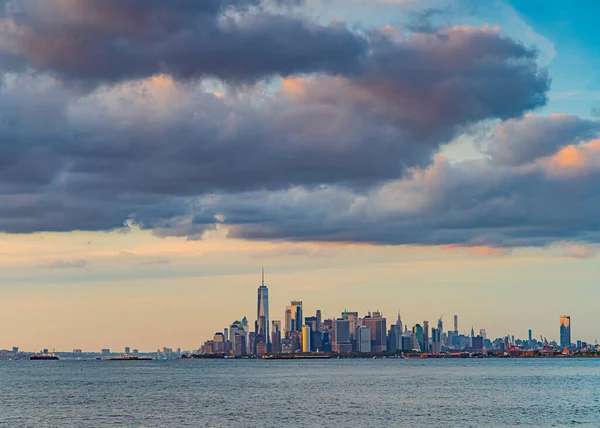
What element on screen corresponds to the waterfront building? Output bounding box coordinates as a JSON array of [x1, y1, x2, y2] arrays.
[[316, 310, 322, 330], [302, 325, 312, 352], [454, 315, 458, 334], [257, 269, 270, 350], [560, 315, 571, 349]]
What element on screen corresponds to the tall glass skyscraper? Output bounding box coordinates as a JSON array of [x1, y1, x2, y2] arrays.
[[560, 315, 571, 349], [257, 269, 269, 348]]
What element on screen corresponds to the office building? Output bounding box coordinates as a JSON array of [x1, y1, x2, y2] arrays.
[[285, 309, 293, 336], [472, 336, 484, 351], [454, 315, 458, 333], [305, 316, 318, 331], [413, 324, 424, 351], [362, 311, 387, 353], [286, 301, 303, 334], [357, 326, 372, 353], [333, 319, 352, 353], [560, 315, 571, 349], [422, 321, 430, 352], [257, 269, 270, 349], [431, 328, 441, 353], [302, 325, 311, 352], [272, 320, 282, 354], [342, 310, 359, 337], [234, 334, 247, 357]]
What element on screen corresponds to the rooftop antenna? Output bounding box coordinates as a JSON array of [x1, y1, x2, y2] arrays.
[[262, 267, 264, 286]]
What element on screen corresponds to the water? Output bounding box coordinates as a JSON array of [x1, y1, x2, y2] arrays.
[[2, 358, 600, 427]]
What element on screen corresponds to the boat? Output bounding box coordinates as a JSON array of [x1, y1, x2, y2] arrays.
[[106, 355, 152, 361], [30, 354, 59, 360]]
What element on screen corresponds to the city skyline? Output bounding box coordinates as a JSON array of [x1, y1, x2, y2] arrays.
[[196, 272, 584, 357], [2, 270, 586, 354], [1, 0, 600, 351]]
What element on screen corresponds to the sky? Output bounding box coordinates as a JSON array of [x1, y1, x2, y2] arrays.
[[0, 0, 599, 351]]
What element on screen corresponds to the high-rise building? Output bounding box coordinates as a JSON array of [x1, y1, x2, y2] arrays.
[[454, 315, 458, 333], [528, 329, 532, 342], [333, 319, 352, 353], [342, 310, 359, 336], [356, 326, 372, 353], [363, 311, 387, 353], [305, 316, 318, 331], [271, 320, 282, 354], [431, 328, 441, 353], [257, 269, 270, 349], [413, 324, 424, 350], [472, 336, 484, 351], [316, 310, 322, 330], [560, 315, 571, 349], [286, 301, 303, 333], [423, 321, 430, 352], [284, 309, 293, 336], [302, 325, 312, 352]]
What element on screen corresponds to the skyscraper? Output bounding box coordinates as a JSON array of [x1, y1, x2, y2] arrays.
[[302, 325, 312, 352], [453, 315, 458, 333], [342, 310, 359, 337], [284, 308, 293, 336], [286, 301, 303, 333], [357, 326, 372, 353], [560, 315, 571, 349], [363, 311, 387, 353], [423, 320, 430, 353], [257, 269, 270, 349]]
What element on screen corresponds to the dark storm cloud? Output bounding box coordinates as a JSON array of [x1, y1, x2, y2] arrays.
[[0, 2, 561, 247], [0, 0, 365, 83], [174, 151, 600, 247]]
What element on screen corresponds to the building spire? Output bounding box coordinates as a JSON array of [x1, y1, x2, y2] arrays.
[[262, 267, 264, 286]]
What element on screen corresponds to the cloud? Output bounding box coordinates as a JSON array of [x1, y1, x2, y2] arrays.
[[170, 135, 600, 247], [484, 114, 600, 166], [36, 259, 88, 269], [0, 23, 549, 235], [0, 0, 365, 84], [564, 244, 597, 260]]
